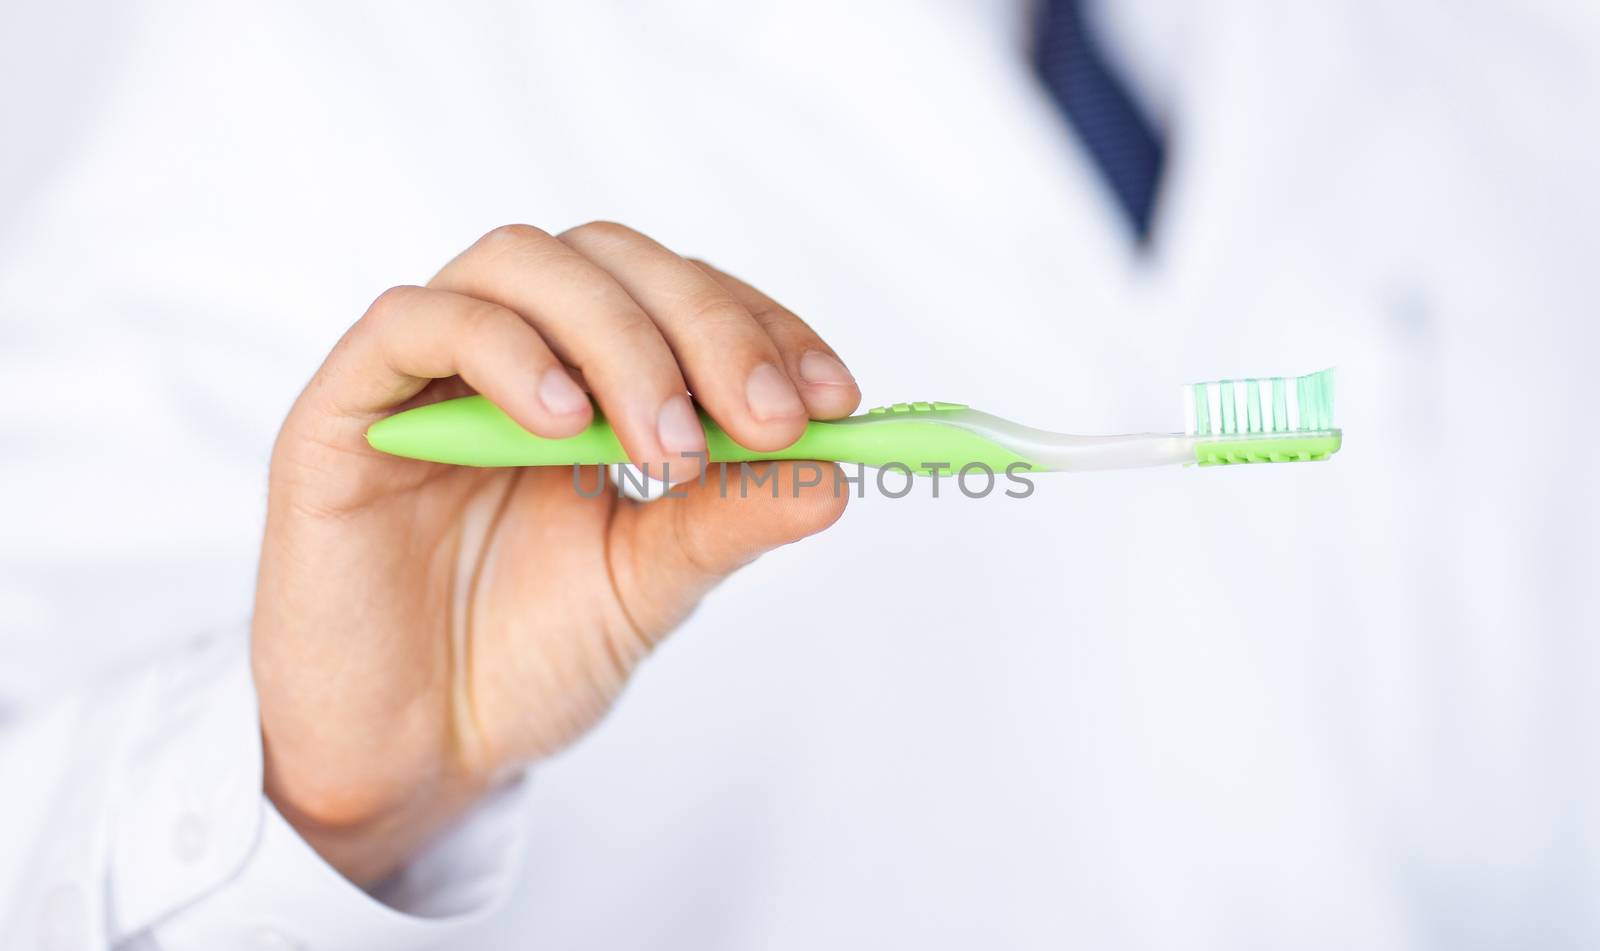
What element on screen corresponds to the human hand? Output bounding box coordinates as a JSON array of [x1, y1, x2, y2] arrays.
[[252, 223, 859, 883]]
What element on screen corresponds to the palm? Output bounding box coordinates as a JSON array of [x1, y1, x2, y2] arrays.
[[455, 466, 651, 767], [259, 417, 661, 804]]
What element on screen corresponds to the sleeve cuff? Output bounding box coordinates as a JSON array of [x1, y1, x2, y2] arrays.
[[108, 626, 529, 950], [149, 777, 528, 951]]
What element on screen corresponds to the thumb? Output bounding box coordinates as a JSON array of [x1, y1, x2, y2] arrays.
[[608, 461, 849, 638]]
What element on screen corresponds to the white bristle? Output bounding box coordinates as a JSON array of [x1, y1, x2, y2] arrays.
[[1206, 385, 1223, 435], [1286, 382, 1301, 431], [1232, 382, 1249, 434]]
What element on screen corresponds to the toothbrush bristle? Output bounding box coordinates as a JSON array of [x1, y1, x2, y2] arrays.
[[1183, 368, 1335, 436]]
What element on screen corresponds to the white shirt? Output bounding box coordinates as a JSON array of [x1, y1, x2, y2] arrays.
[[2, 1, 1598, 948]]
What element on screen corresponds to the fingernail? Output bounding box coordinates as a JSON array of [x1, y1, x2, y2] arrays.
[[798, 350, 855, 386], [538, 368, 590, 415], [656, 394, 706, 455], [745, 363, 806, 421]]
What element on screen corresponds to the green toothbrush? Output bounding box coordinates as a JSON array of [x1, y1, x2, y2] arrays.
[[366, 368, 1341, 473]]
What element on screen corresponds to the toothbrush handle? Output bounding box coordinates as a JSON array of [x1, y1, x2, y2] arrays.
[[366, 395, 1033, 472]]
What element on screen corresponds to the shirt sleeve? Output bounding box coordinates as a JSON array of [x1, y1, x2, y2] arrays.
[[0, 624, 528, 951]]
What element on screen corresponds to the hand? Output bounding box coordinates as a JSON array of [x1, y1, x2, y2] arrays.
[[252, 223, 860, 883]]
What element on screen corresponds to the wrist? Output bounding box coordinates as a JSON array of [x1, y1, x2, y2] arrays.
[[262, 734, 491, 887]]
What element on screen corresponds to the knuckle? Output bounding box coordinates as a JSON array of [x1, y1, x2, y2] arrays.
[[747, 300, 804, 333], [671, 498, 725, 579], [457, 299, 510, 338], [362, 285, 423, 327], [461, 303, 533, 358], [540, 250, 603, 288], [562, 219, 638, 247], [479, 222, 551, 251], [605, 313, 668, 352], [680, 291, 750, 330], [583, 320, 675, 389], [467, 225, 574, 284]]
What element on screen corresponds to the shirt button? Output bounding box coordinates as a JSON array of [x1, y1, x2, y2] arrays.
[[248, 927, 306, 951], [38, 883, 87, 951], [173, 812, 208, 864]]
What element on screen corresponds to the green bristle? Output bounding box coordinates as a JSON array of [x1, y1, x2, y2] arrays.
[[1318, 370, 1335, 429], [1245, 379, 1263, 433], [1296, 374, 1314, 430], [1292, 367, 1335, 432]]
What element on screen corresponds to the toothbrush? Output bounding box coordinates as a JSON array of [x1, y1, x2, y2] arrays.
[[366, 368, 1341, 473]]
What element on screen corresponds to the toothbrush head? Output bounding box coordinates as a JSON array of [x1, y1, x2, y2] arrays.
[[1182, 368, 1342, 465]]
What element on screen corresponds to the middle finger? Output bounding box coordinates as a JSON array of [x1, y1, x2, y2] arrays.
[[559, 221, 808, 452]]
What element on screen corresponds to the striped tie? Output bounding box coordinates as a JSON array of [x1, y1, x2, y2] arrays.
[[1034, 0, 1167, 242]]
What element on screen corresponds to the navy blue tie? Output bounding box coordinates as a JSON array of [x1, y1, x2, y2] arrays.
[[1034, 0, 1166, 242]]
